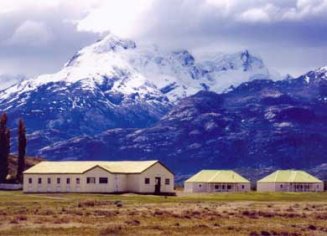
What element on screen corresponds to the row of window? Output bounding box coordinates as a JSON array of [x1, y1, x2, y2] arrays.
[[214, 185, 245, 190], [29, 177, 108, 185], [198, 184, 245, 190], [280, 184, 320, 189], [29, 177, 171, 185], [144, 178, 170, 185]]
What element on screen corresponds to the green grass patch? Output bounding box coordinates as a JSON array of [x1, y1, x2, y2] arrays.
[[0, 191, 326, 204]]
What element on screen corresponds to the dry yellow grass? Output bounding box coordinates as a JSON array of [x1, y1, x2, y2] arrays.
[[0, 191, 326, 235]]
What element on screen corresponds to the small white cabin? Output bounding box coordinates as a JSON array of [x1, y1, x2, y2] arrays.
[[257, 170, 323, 192], [23, 160, 174, 194], [184, 170, 250, 193]]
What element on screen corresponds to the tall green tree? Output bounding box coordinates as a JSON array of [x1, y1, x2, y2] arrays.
[[17, 119, 26, 183], [0, 113, 10, 182]]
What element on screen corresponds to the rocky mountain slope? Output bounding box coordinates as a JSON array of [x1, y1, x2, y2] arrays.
[[38, 67, 327, 178], [0, 34, 276, 153]]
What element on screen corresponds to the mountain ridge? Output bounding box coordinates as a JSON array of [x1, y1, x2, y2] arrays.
[[0, 33, 277, 156], [36, 68, 327, 180], [1, 33, 325, 180]]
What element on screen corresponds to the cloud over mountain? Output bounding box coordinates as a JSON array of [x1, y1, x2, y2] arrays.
[[0, 0, 327, 77]]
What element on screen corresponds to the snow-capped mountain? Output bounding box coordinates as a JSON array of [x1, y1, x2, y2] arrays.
[[0, 32, 326, 180], [302, 66, 327, 83], [38, 67, 327, 180], [0, 33, 278, 154], [0, 33, 277, 103]]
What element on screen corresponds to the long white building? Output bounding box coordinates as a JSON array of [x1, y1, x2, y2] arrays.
[[23, 160, 174, 194]]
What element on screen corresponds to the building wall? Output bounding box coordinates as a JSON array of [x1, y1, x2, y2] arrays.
[[257, 182, 324, 192], [112, 174, 128, 192], [83, 167, 116, 193], [126, 174, 141, 193], [23, 167, 119, 193], [138, 162, 174, 193], [24, 173, 81, 193], [184, 182, 209, 192], [184, 182, 250, 192], [23, 163, 174, 193], [184, 182, 195, 192], [257, 183, 276, 192]]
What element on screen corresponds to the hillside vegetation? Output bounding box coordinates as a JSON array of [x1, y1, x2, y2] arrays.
[[7, 155, 42, 180]]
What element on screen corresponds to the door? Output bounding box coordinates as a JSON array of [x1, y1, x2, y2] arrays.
[[155, 177, 161, 194]]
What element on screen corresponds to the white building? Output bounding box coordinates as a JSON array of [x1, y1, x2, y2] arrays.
[[184, 170, 251, 192], [257, 170, 323, 192], [23, 160, 174, 194]]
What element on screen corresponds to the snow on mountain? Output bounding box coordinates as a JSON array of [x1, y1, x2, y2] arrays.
[[38, 71, 327, 180], [0, 74, 25, 90], [302, 66, 327, 82], [0, 33, 280, 156], [0, 33, 277, 103], [1, 32, 326, 180]]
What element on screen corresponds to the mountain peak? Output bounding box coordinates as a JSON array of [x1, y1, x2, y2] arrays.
[[303, 66, 327, 82], [317, 66, 327, 73], [171, 50, 195, 66], [240, 49, 250, 60], [89, 33, 136, 54], [0, 33, 275, 107], [238, 49, 263, 71]]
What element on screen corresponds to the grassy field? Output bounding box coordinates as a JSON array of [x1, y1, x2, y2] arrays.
[[0, 191, 326, 236]]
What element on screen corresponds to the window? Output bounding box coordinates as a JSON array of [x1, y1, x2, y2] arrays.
[[28, 178, 32, 184], [242, 185, 245, 189], [227, 185, 231, 190], [66, 178, 70, 184], [76, 178, 80, 184], [57, 178, 61, 184], [215, 185, 219, 189], [165, 178, 170, 185], [145, 178, 150, 184], [99, 177, 108, 184], [87, 177, 96, 184], [38, 178, 42, 184], [280, 184, 283, 188], [199, 184, 202, 188], [47, 178, 51, 184]]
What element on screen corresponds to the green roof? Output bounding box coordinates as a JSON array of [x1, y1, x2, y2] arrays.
[[185, 170, 250, 183], [258, 170, 322, 183]]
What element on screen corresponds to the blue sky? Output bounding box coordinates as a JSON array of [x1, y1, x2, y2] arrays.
[[0, 0, 327, 79]]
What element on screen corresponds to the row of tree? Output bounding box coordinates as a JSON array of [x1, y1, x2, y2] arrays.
[[0, 113, 26, 183]]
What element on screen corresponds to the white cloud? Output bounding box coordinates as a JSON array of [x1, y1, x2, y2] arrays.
[[239, 8, 271, 23], [73, 0, 327, 36], [0, 0, 61, 14], [237, 3, 282, 23], [76, 0, 154, 37], [0, 0, 326, 77], [205, 0, 236, 14], [7, 21, 53, 46], [283, 0, 327, 20]]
